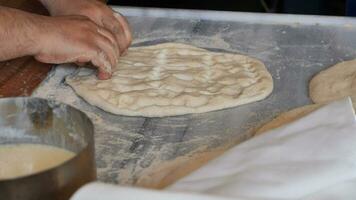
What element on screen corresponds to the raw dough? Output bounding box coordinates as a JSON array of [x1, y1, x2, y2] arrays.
[[310, 59, 356, 104], [66, 43, 273, 117]]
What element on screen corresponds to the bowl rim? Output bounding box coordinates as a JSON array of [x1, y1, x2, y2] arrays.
[[0, 97, 95, 183]]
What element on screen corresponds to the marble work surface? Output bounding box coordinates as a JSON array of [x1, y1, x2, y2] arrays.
[[33, 7, 356, 188]]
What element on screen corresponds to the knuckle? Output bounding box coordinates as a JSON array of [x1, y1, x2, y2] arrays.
[[81, 4, 108, 19]]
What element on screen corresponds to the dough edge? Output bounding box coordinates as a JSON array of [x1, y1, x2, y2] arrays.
[[309, 59, 356, 104]]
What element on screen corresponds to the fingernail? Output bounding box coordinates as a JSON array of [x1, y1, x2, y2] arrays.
[[98, 72, 112, 80]]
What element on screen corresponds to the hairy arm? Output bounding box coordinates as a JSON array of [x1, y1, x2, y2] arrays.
[[0, 6, 42, 61], [0, 5, 119, 79]]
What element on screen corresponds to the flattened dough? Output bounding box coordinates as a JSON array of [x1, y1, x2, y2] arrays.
[[310, 59, 356, 104], [66, 43, 273, 117]]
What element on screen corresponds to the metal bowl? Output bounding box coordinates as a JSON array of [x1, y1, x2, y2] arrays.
[[0, 97, 96, 200]]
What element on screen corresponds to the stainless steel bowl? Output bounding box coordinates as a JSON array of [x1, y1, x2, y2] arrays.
[[0, 97, 96, 200]]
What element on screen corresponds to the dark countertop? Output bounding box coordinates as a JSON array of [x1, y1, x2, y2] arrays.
[[33, 6, 356, 188]]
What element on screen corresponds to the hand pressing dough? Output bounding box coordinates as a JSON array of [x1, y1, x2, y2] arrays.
[[66, 43, 273, 117], [309, 59, 356, 104]]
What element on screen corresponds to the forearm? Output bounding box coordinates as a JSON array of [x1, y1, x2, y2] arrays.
[[0, 6, 42, 61]]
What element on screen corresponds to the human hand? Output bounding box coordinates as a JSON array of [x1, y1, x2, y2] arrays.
[[40, 0, 132, 55], [34, 15, 121, 80]]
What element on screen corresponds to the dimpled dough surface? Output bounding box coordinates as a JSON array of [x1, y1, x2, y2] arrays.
[[66, 43, 273, 117]]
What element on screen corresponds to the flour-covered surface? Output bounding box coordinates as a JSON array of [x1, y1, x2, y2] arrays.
[[33, 7, 356, 187]]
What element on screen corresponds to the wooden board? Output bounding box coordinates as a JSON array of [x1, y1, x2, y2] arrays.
[[0, 57, 52, 97]]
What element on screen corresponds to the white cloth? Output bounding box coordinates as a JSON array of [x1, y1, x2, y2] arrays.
[[71, 183, 235, 200], [71, 98, 356, 200], [168, 97, 356, 199]]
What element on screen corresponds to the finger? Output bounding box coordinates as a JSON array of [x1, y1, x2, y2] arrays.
[[98, 70, 112, 80], [75, 62, 87, 67], [102, 16, 128, 55], [94, 32, 119, 70], [71, 54, 111, 80], [114, 12, 133, 46], [90, 53, 112, 80], [121, 50, 128, 56], [97, 27, 120, 59]]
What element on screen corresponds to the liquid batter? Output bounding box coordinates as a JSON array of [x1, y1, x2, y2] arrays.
[[0, 144, 75, 180]]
